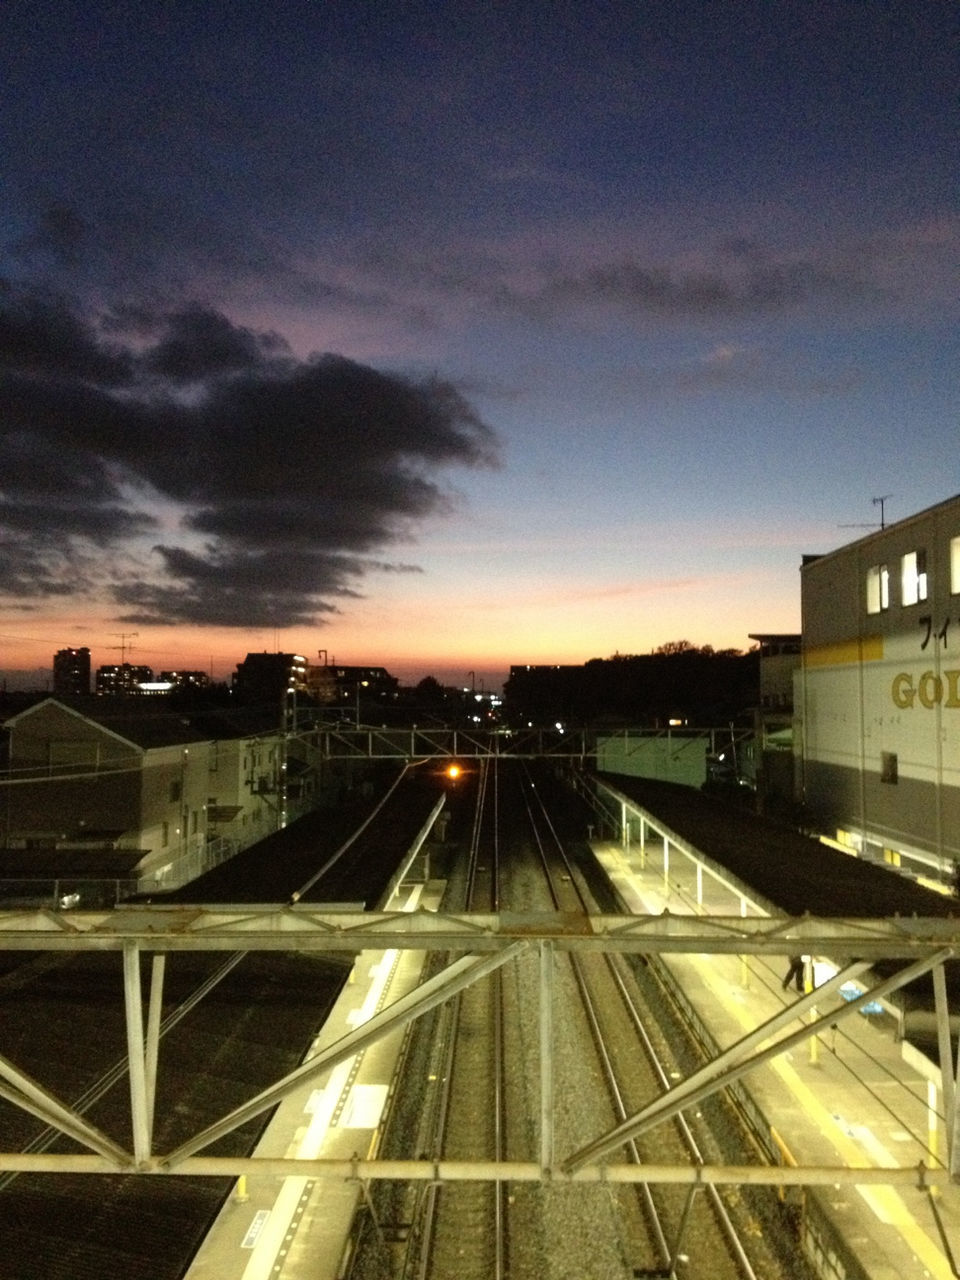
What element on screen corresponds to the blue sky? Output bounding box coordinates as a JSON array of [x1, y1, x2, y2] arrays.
[[2, 1, 957, 690]]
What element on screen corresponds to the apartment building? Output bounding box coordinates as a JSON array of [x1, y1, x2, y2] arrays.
[[52, 647, 91, 697]]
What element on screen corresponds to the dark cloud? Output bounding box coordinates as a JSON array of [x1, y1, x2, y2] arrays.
[[0, 287, 498, 628], [113, 547, 357, 629], [522, 250, 887, 321], [0, 536, 88, 600], [145, 305, 292, 382], [0, 288, 133, 384]]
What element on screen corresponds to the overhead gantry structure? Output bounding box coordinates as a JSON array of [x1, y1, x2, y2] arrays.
[[0, 902, 958, 1192], [300, 724, 595, 759]]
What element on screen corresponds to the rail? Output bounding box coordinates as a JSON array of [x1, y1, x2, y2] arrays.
[[523, 766, 761, 1277]]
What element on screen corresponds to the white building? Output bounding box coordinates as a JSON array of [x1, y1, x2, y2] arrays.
[[798, 494, 960, 887]]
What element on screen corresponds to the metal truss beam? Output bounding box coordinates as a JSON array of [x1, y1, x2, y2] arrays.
[[0, 1153, 939, 1189], [0, 907, 956, 1185], [311, 726, 593, 759], [0, 905, 956, 958]]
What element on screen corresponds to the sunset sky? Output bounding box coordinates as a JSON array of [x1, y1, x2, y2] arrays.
[[2, 1, 957, 692]]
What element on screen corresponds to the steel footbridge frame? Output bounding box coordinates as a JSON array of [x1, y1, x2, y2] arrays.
[[0, 901, 958, 1191], [307, 725, 593, 759]]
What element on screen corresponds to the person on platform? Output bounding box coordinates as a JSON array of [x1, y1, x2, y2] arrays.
[[782, 955, 806, 992]]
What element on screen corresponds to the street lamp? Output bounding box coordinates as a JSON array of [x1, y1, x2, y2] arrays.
[[355, 680, 369, 728]]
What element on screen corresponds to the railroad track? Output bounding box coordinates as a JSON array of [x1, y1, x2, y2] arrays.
[[522, 763, 763, 1279], [405, 758, 509, 1280], [356, 758, 816, 1280]]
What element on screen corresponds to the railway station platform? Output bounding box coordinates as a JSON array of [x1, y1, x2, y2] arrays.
[[594, 837, 960, 1280], [184, 877, 443, 1280]]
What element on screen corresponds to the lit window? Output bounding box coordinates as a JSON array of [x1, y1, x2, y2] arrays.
[[951, 536, 960, 594], [901, 550, 928, 606], [866, 563, 889, 614]]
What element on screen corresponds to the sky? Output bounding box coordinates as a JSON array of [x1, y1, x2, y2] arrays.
[[2, 1, 958, 692]]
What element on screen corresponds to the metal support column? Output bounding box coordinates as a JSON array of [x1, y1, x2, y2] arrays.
[[144, 954, 166, 1146], [933, 962, 955, 1144], [951, 990, 960, 1183], [539, 940, 554, 1172], [122, 942, 151, 1164]]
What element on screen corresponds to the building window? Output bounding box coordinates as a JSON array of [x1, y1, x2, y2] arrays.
[[881, 751, 898, 784], [866, 563, 889, 614], [161, 821, 169, 847], [901, 550, 928, 606], [951, 536, 960, 594], [169, 779, 182, 802]]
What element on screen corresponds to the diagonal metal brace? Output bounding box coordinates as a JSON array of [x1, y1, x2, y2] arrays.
[[0, 1051, 133, 1167], [564, 949, 950, 1173], [163, 940, 530, 1167]]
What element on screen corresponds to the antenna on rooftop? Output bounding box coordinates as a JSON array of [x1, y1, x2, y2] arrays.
[[107, 631, 139, 663], [840, 494, 893, 532]]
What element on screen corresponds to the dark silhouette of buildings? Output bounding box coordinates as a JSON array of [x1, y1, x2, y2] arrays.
[[232, 652, 308, 703], [160, 670, 210, 690], [95, 663, 154, 696], [505, 650, 759, 728], [52, 647, 91, 696]]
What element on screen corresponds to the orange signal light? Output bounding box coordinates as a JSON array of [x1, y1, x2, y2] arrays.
[[446, 764, 461, 780]]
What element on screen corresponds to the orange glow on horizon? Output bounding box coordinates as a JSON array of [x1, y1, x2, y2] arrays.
[[0, 560, 798, 695]]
